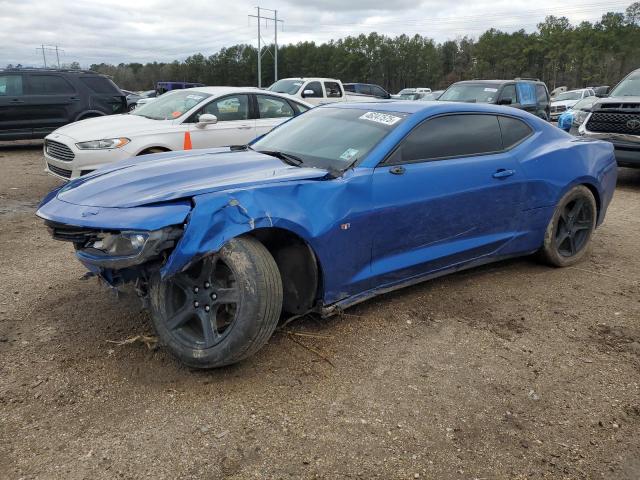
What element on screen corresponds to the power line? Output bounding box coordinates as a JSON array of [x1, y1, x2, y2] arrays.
[[249, 6, 284, 87], [36, 44, 64, 68]]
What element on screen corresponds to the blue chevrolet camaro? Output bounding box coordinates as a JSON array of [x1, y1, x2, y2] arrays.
[[37, 101, 617, 368]]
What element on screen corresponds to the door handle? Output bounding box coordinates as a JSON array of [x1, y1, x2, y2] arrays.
[[492, 168, 515, 179], [237, 125, 252, 130], [69, 97, 80, 101], [10, 98, 24, 103], [389, 166, 405, 175]]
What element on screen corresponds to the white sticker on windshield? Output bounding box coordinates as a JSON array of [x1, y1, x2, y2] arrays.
[[293, 82, 303, 86], [340, 148, 359, 161], [359, 111, 402, 125], [186, 94, 204, 101], [484, 88, 498, 92]]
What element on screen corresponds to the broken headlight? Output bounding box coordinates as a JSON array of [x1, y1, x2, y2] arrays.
[[77, 227, 182, 269], [90, 232, 148, 256], [572, 110, 590, 127]]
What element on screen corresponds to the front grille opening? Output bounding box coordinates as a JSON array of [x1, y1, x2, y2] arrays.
[[45, 140, 75, 162], [47, 163, 72, 178]]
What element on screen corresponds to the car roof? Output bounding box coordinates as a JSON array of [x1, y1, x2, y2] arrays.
[[321, 100, 535, 117]]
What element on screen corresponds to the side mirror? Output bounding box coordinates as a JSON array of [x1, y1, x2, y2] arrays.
[[302, 89, 315, 97], [498, 98, 513, 105], [196, 113, 218, 128]]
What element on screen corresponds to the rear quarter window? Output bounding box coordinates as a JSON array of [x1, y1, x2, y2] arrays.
[[498, 116, 533, 149], [79, 76, 122, 94]]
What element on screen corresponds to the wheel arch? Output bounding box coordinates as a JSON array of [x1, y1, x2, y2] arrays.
[[75, 110, 106, 121], [248, 227, 323, 315]]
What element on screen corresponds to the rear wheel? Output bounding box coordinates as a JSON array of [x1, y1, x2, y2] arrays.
[[149, 236, 283, 368], [539, 185, 597, 267]]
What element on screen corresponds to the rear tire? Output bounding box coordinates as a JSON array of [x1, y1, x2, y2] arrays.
[[539, 185, 597, 267], [149, 236, 283, 368]]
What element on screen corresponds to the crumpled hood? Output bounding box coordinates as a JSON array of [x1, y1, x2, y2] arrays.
[[56, 148, 329, 208], [50, 114, 173, 141], [592, 96, 640, 109], [551, 100, 578, 108]]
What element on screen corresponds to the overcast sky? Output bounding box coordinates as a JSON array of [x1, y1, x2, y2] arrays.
[[0, 0, 632, 67]]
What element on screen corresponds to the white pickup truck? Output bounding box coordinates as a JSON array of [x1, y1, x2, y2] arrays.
[[267, 77, 377, 106]]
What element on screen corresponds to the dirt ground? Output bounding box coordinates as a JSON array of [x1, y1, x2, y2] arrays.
[[0, 141, 639, 480]]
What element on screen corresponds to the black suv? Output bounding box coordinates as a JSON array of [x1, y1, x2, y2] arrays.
[[439, 78, 551, 120], [0, 68, 126, 141]]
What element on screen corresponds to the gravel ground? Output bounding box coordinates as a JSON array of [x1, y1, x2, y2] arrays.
[[0, 141, 639, 480]]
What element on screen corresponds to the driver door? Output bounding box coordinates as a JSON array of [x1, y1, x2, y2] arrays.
[[369, 113, 527, 287], [186, 94, 256, 149]]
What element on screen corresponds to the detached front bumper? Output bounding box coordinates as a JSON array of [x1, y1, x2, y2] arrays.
[[43, 134, 134, 180], [37, 192, 191, 274]]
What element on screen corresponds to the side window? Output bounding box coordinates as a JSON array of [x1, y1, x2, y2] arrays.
[[499, 84, 517, 103], [291, 101, 309, 114], [79, 76, 121, 94], [324, 82, 342, 98], [535, 85, 548, 105], [28, 75, 75, 94], [0, 75, 23, 96], [361, 85, 373, 96], [498, 116, 533, 149], [371, 86, 387, 98], [516, 83, 537, 106], [200, 94, 249, 121], [256, 94, 294, 119], [343, 84, 355, 93], [392, 114, 502, 164], [303, 81, 323, 98]]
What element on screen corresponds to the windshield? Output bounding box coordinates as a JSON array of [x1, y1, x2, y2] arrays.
[[131, 90, 211, 120], [555, 91, 582, 101], [268, 79, 304, 95], [398, 88, 415, 95], [571, 97, 596, 111], [439, 84, 501, 103], [251, 107, 406, 171], [610, 71, 640, 97]]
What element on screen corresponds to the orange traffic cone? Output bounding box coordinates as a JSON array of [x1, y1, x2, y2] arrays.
[[183, 131, 192, 150]]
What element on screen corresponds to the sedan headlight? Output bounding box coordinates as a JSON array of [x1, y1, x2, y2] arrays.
[[572, 110, 590, 127], [76, 138, 130, 150]]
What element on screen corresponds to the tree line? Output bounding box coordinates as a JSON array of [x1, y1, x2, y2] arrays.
[[82, 2, 640, 93]]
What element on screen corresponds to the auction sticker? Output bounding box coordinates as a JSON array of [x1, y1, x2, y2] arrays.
[[339, 148, 359, 161], [359, 111, 402, 125], [484, 88, 498, 92]]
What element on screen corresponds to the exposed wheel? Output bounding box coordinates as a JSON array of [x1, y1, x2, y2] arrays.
[[149, 236, 283, 368], [539, 185, 597, 267]]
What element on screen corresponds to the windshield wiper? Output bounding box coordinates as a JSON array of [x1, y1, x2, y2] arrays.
[[257, 150, 304, 167], [230, 144, 254, 151]]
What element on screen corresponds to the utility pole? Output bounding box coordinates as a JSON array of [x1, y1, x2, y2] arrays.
[[248, 7, 284, 88], [36, 45, 64, 68]]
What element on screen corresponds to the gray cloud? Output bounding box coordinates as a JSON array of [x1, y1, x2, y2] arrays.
[[0, 0, 628, 67]]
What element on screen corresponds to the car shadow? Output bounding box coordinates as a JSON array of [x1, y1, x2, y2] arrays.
[[617, 167, 640, 190], [0, 140, 44, 152]]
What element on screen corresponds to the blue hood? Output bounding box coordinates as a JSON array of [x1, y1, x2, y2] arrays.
[[56, 148, 329, 208]]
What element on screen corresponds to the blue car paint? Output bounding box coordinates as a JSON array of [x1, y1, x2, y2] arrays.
[[36, 101, 617, 313]]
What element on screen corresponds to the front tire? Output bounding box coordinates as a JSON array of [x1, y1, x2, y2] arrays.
[[539, 185, 597, 267], [150, 236, 283, 368]]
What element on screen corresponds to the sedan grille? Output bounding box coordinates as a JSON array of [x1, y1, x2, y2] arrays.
[[45, 140, 75, 162], [551, 105, 567, 113], [586, 112, 640, 135], [47, 163, 72, 179]]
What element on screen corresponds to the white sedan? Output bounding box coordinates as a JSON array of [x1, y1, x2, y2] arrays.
[[43, 87, 312, 180]]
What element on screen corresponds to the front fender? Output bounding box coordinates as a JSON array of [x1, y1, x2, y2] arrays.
[[160, 189, 317, 279]]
